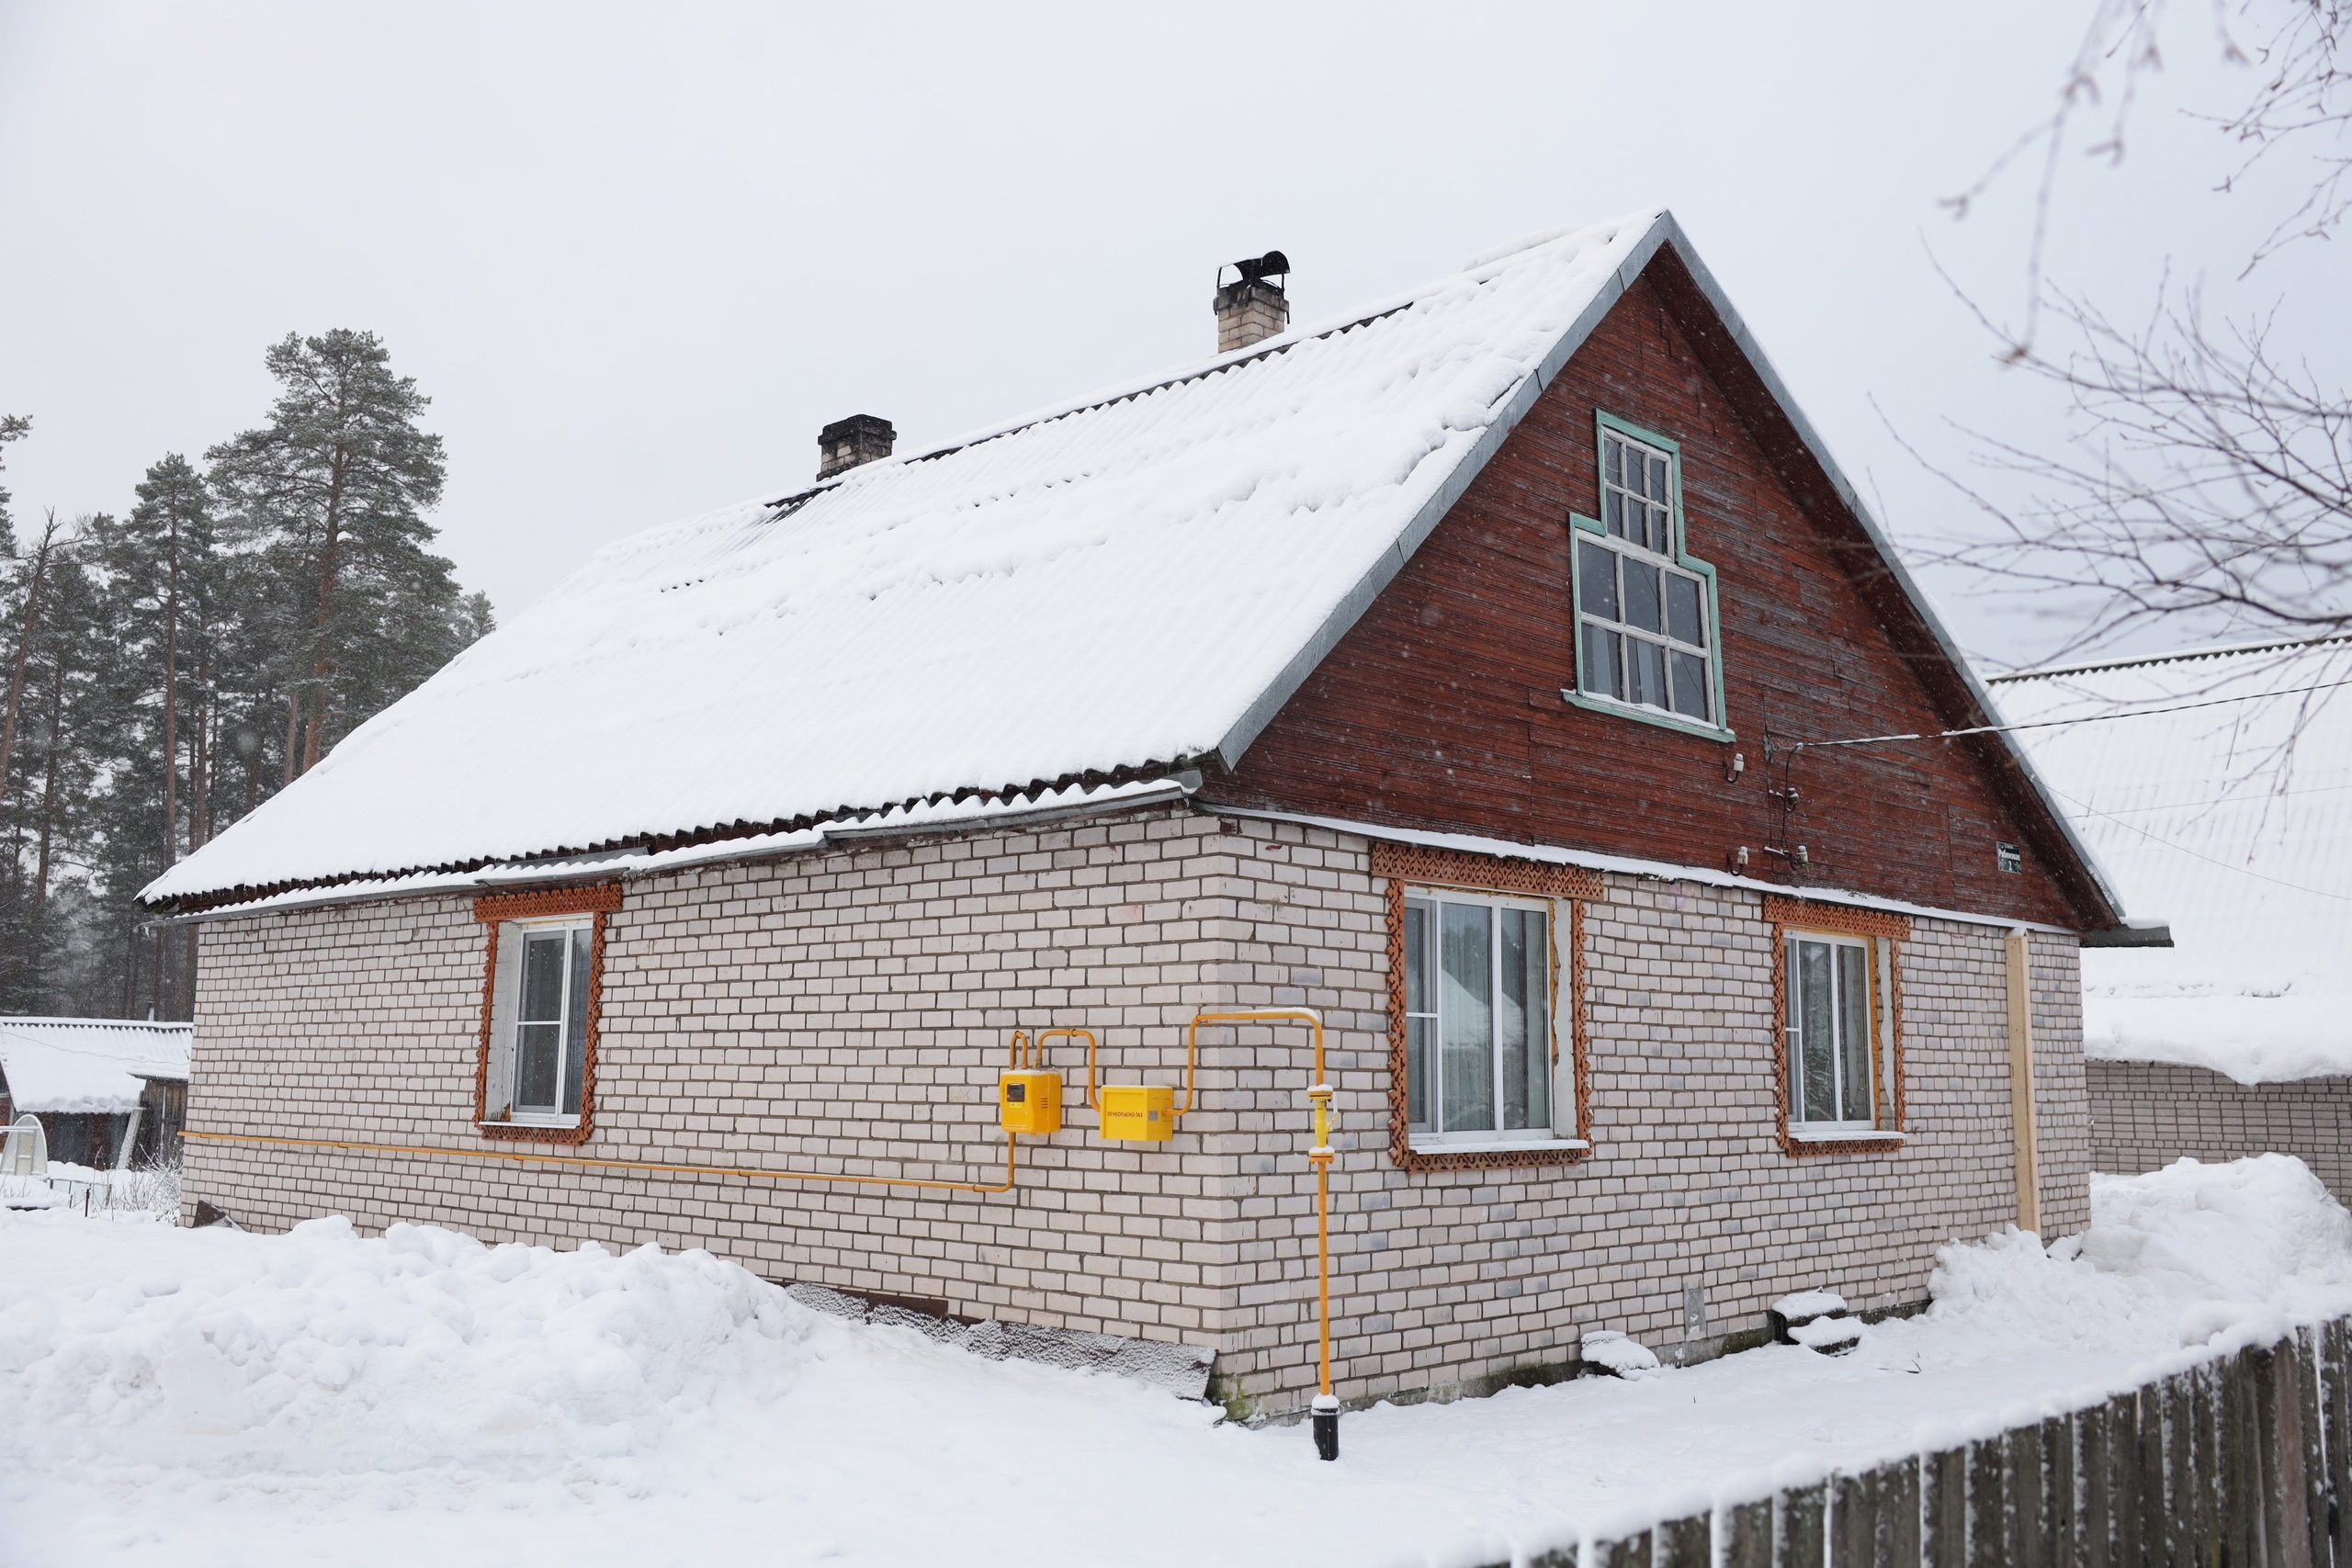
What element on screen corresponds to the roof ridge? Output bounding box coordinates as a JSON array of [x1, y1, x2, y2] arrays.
[[761, 213, 1662, 510], [1988, 629, 2352, 684]]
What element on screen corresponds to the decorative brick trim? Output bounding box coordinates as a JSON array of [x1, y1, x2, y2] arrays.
[[1759, 894, 1912, 942], [1369, 841, 1604, 902], [1769, 917, 1907, 1159], [473, 883, 624, 924], [1383, 863, 1595, 1173], [471, 891, 615, 1146]]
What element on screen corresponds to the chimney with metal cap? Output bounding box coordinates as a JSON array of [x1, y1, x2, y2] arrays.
[[817, 413, 895, 480], [1214, 251, 1290, 353]]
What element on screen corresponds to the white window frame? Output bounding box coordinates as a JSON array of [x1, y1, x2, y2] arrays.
[[482, 914, 594, 1130], [1566, 420, 1730, 742], [1402, 887, 1580, 1152], [1782, 931, 1900, 1142]]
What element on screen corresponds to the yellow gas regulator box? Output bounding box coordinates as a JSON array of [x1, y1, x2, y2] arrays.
[[997, 1070, 1063, 1135], [1097, 1083, 1175, 1142]]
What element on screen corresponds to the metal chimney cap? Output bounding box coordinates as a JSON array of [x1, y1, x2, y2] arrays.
[[1223, 251, 1290, 288]]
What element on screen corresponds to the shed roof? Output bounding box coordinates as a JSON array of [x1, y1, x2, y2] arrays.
[[1992, 634, 2352, 1081], [143, 210, 2120, 927], [0, 1016, 193, 1116]]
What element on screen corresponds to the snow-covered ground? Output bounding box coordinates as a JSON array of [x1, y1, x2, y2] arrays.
[[6, 1156, 2349, 1568]]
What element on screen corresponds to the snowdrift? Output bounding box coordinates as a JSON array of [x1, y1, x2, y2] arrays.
[[8, 1157, 2352, 1567], [0, 1215, 830, 1476], [1928, 1153, 2352, 1359]]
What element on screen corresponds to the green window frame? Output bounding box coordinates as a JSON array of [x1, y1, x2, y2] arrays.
[[1565, 412, 1733, 742]]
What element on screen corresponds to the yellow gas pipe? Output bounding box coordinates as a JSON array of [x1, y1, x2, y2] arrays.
[[185, 1127, 1022, 1192], [1186, 1008, 1340, 1461]]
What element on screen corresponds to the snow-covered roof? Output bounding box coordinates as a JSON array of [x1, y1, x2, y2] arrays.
[[0, 1017, 193, 1115], [1992, 634, 2352, 1081], [143, 209, 2115, 923]]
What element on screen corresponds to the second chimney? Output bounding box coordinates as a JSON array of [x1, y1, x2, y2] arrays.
[[818, 414, 895, 480], [1214, 251, 1290, 353]]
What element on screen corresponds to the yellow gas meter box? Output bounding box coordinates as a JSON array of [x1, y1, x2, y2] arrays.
[[1097, 1083, 1175, 1142], [998, 1070, 1063, 1135]]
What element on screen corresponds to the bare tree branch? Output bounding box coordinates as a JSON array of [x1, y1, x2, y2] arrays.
[[1919, 282, 2352, 659]]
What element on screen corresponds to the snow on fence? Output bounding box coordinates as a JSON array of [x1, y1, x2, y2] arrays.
[[1487, 1317, 2352, 1568]]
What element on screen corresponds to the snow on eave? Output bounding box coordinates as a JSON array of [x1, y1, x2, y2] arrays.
[[156, 778, 1196, 923], [1216, 806, 2086, 936], [147, 762, 1204, 915]]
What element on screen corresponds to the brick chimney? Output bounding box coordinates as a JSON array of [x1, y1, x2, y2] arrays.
[[817, 414, 895, 480], [1214, 251, 1290, 353]]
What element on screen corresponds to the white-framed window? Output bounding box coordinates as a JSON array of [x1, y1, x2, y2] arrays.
[[1782, 931, 1894, 1137], [1576, 428, 1718, 725], [483, 916, 594, 1126], [1402, 888, 1562, 1144]]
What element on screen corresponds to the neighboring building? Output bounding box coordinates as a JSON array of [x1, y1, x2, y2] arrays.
[[1993, 634, 2352, 1201], [143, 210, 2141, 1415], [0, 1017, 195, 1169], [129, 1066, 190, 1168]]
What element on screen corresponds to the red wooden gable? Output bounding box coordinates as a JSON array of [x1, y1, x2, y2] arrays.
[[1202, 249, 2103, 930]]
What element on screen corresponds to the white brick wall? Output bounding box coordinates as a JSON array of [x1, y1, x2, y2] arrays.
[[2090, 1060, 2352, 1205], [186, 806, 2084, 1413]]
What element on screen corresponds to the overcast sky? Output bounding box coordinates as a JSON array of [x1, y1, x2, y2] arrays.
[[1, 1, 2338, 667]]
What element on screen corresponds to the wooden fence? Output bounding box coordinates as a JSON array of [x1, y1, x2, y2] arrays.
[[1499, 1316, 2352, 1568]]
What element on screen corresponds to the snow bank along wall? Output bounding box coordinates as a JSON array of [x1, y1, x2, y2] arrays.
[[184, 804, 2085, 1415], [2091, 1061, 2352, 1206]]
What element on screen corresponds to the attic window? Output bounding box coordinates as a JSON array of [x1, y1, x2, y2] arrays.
[[1566, 417, 1729, 739]]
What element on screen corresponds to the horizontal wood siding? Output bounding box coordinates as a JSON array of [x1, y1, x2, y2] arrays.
[[1202, 265, 2082, 929]]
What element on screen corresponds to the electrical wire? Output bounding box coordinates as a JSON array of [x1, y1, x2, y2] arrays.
[[2039, 784, 2352, 905], [1783, 675, 2352, 753]]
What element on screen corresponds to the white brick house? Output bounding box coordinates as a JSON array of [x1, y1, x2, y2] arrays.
[[147, 212, 2146, 1416]]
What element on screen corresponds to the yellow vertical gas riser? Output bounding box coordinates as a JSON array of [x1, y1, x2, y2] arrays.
[[997, 1071, 1063, 1135], [1096, 1083, 1174, 1141]]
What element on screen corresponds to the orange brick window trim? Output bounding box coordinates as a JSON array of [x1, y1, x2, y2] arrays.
[[1370, 841, 1605, 903], [472, 884, 618, 1146], [1768, 915, 1908, 1160], [1758, 893, 1912, 943], [1382, 863, 1595, 1174], [474, 883, 625, 924]]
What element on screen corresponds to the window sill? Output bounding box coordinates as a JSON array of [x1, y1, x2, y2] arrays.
[[480, 1115, 582, 1133], [1410, 1135, 1590, 1156], [1788, 1127, 1902, 1145], [1560, 688, 1735, 744]]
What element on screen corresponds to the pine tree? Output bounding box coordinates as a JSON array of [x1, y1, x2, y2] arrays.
[[0, 336, 495, 1017], [85, 457, 222, 1016], [207, 331, 456, 779], [0, 536, 104, 1012], [0, 413, 28, 558]]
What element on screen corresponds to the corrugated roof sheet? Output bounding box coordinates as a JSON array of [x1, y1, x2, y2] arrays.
[[0, 1017, 193, 1116], [1993, 635, 2352, 1080]]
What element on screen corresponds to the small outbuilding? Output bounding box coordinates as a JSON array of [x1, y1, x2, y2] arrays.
[[0, 1016, 195, 1170]]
